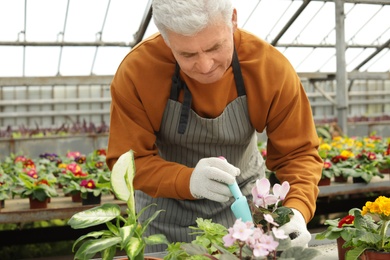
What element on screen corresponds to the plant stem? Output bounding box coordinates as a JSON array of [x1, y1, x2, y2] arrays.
[[380, 220, 389, 249]]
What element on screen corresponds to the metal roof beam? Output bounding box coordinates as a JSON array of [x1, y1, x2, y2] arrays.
[[271, 0, 311, 46]]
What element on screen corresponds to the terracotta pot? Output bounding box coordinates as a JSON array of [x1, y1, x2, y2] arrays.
[[29, 196, 49, 209], [360, 250, 390, 260], [334, 175, 348, 183], [81, 193, 101, 205], [71, 191, 82, 202], [337, 237, 352, 260], [378, 168, 390, 174], [318, 177, 331, 186]]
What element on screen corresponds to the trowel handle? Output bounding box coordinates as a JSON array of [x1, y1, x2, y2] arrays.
[[228, 181, 242, 199]]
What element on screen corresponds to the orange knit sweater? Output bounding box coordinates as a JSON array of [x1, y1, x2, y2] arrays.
[[106, 29, 323, 222]]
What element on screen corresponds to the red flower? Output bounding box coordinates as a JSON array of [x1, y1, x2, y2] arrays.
[[331, 155, 348, 163], [367, 152, 376, 160], [338, 215, 355, 228], [25, 168, 38, 179], [80, 179, 96, 189], [75, 155, 86, 164], [95, 161, 104, 169], [96, 149, 106, 156], [23, 159, 36, 169], [36, 179, 50, 186], [323, 161, 332, 169]]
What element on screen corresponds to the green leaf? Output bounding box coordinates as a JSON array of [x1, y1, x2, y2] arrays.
[[279, 246, 321, 260], [101, 245, 117, 260], [120, 224, 137, 248], [144, 234, 169, 246], [72, 230, 109, 251], [74, 237, 121, 260], [124, 237, 144, 260], [68, 203, 121, 229]]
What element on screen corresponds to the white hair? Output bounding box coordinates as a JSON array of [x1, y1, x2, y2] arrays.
[[152, 0, 234, 41]]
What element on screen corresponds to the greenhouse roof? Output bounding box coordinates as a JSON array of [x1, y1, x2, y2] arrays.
[[0, 0, 389, 78]]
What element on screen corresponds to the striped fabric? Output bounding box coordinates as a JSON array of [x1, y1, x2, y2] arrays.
[[136, 95, 265, 253]]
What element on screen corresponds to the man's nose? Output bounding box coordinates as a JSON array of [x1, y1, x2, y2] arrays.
[[196, 53, 214, 73]]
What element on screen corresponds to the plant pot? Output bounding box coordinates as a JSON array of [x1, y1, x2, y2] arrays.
[[71, 191, 82, 202], [360, 250, 390, 260], [81, 193, 101, 205], [378, 168, 390, 174], [318, 177, 331, 186], [29, 196, 49, 209], [337, 237, 352, 260], [353, 177, 367, 183], [334, 175, 348, 183]]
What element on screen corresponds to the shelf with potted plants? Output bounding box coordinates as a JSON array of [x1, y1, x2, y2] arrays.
[[0, 148, 125, 223]]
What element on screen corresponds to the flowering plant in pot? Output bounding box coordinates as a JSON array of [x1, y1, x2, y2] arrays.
[[350, 151, 384, 183], [0, 167, 13, 207], [68, 150, 169, 260], [13, 170, 58, 202], [343, 196, 390, 259], [165, 178, 320, 259], [316, 196, 390, 260]]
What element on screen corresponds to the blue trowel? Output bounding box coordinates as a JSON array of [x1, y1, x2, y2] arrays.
[[228, 181, 253, 223]]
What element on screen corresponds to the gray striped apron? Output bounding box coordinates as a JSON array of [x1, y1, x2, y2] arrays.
[[136, 49, 265, 253]]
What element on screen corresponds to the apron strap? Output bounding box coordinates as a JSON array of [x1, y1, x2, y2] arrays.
[[169, 48, 245, 134], [232, 47, 246, 97]]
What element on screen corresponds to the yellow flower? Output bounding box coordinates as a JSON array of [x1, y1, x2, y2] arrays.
[[362, 196, 390, 219], [319, 143, 331, 151], [340, 150, 354, 158]]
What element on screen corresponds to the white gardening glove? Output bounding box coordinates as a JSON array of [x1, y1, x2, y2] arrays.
[[190, 157, 240, 202], [278, 208, 311, 247]]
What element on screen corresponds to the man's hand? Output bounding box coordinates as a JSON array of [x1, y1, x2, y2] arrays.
[[190, 157, 240, 202], [278, 208, 311, 247]]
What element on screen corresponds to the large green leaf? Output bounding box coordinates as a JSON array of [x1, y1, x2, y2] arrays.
[[68, 203, 121, 229], [124, 237, 144, 260], [144, 234, 169, 246], [72, 230, 112, 251], [74, 237, 122, 260]]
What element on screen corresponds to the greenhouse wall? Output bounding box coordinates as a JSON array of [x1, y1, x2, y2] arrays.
[[0, 78, 389, 140]]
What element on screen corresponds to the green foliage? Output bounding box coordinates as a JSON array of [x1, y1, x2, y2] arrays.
[[68, 150, 169, 260]]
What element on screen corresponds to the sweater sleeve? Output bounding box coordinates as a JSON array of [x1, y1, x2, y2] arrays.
[[264, 67, 323, 223]]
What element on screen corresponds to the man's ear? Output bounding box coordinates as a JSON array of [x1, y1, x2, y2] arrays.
[[232, 8, 238, 32]]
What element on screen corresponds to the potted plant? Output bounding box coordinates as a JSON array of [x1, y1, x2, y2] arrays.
[[319, 159, 334, 186], [316, 195, 390, 260], [68, 150, 169, 260], [0, 166, 13, 209], [13, 170, 58, 209], [315, 213, 356, 260], [164, 178, 320, 259], [351, 151, 384, 183]]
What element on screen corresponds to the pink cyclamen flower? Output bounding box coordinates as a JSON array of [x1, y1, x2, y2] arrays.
[[252, 178, 278, 208], [264, 214, 279, 226], [272, 181, 290, 200]]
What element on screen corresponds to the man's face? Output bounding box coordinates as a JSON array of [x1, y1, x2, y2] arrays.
[[166, 12, 237, 84]]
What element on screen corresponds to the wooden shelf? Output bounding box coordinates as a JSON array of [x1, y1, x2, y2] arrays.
[[0, 194, 127, 224]]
